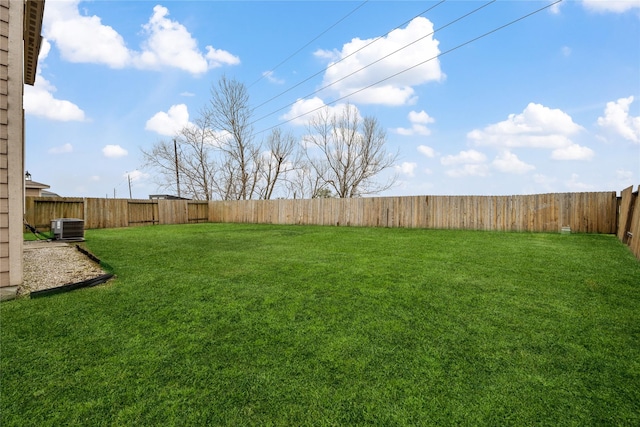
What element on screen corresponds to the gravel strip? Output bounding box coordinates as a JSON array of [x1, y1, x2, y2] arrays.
[[21, 242, 107, 296]]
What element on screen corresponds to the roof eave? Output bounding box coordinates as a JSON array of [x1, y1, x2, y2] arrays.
[[23, 0, 45, 86]]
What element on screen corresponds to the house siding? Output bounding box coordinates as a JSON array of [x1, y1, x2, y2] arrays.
[[1, 0, 25, 287], [0, 0, 11, 286]]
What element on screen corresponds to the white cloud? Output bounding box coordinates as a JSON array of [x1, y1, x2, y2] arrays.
[[550, 1, 563, 14], [125, 170, 150, 182], [394, 110, 435, 136], [468, 103, 583, 149], [136, 5, 239, 74], [39, 38, 51, 60], [441, 150, 489, 177], [445, 164, 490, 178], [48, 143, 73, 154], [262, 71, 285, 85], [281, 97, 353, 127], [417, 145, 435, 158], [409, 110, 435, 125], [492, 151, 536, 174], [314, 48, 340, 62], [43, 1, 239, 75], [615, 169, 635, 190], [395, 162, 417, 177], [467, 103, 593, 162], [561, 46, 572, 57], [145, 104, 191, 136], [180, 92, 195, 97], [616, 169, 634, 181], [317, 17, 443, 106], [44, 0, 131, 68], [441, 149, 487, 166], [102, 145, 128, 158], [533, 174, 557, 191], [24, 74, 86, 122], [551, 143, 595, 160], [597, 96, 640, 143], [582, 0, 640, 13], [90, 175, 100, 181], [565, 173, 594, 191], [205, 46, 241, 69], [24, 37, 85, 122]]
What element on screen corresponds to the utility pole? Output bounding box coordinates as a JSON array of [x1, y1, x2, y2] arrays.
[[174, 138, 181, 198], [128, 173, 132, 199]]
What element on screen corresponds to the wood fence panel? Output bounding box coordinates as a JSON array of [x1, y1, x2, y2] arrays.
[[558, 192, 570, 231], [128, 200, 158, 227], [300, 199, 311, 225], [617, 186, 634, 242], [259, 200, 267, 223], [574, 192, 588, 233], [432, 196, 441, 228], [602, 192, 618, 234], [543, 193, 558, 232], [225, 201, 234, 223], [208, 200, 220, 223], [85, 198, 128, 229], [188, 201, 208, 223], [617, 185, 639, 260], [492, 196, 502, 231], [25, 197, 84, 231], [378, 197, 386, 227], [226, 201, 236, 223], [222, 201, 234, 223], [158, 200, 188, 225], [628, 190, 640, 259]]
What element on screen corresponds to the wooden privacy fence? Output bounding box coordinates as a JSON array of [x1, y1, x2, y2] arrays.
[[24, 198, 211, 231], [26, 191, 619, 234], [209, 192, 618, 233], [617, 186, 640, 259]]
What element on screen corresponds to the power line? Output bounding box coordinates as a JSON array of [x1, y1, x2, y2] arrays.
[[252, 0, 448, 111], [251, 0, 495, 129], [248, 0, 370, 88], [255, 0, 564, 135]]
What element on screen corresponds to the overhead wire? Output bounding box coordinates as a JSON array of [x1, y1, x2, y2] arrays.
[[250, 0, 495, 129], [255, 0, 564, 135], [252, 0, 448, 111], [248, 0, 370, 88]]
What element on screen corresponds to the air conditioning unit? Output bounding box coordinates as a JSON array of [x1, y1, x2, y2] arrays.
[[50, 218, 85, 241]]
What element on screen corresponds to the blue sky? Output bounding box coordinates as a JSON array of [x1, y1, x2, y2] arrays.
[[24, 0, 640, 199]]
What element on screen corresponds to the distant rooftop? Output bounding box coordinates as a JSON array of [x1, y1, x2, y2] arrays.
[[149, 194, 191, 200], [25, 180, 50, 190]]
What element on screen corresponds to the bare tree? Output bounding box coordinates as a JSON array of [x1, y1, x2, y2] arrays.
[[206, 76, 260, 200], [257, 128, 300, 199], [304, 104, 397, 198], [143, 76, 261, 201], [141, 139, 184, 197], [177, 114, 218, 200], [141, 113, 217, 200]]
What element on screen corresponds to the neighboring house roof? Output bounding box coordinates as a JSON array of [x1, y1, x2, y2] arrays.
[[149, 194, 192, 200], [41, 190, 60, 197], [25, 180, 50, 190]]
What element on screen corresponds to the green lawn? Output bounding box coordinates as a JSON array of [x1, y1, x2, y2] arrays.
[[2, 223, 639, 426]]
